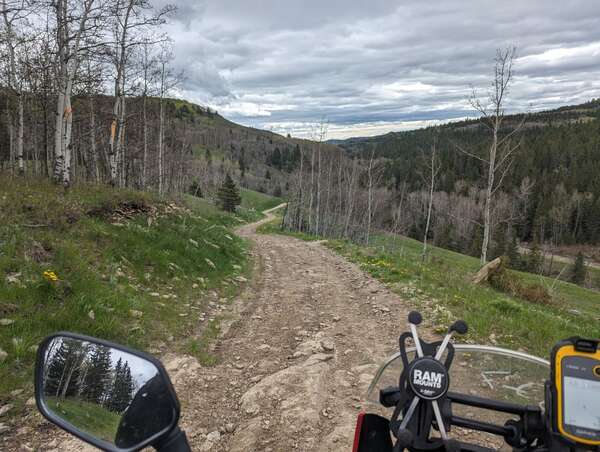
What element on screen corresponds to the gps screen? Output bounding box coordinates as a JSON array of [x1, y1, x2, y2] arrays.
[[563, 376, 600, 431]]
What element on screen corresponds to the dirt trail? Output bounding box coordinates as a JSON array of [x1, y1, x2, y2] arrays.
[[171, 209, 422, 451], [20, 209, 439, 451]]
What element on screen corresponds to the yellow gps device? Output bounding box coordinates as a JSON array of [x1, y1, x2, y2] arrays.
[[551, 337, 600, 446]]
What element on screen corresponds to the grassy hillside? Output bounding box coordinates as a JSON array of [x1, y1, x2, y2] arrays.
[[259, 220, 600, 357], [0, 177, 278, 419], [240, 188, 283, 212], [171, 98, 343, 200], [45, 397, 121, 442]]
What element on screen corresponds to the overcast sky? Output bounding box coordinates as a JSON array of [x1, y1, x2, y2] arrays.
[[163, 0, 600, 139]]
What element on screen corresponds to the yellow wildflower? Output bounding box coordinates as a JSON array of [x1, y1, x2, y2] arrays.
[[43, 270, 59, 282]]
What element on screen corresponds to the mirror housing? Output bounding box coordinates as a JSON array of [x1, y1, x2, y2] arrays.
[[35, 332, 181, 452]]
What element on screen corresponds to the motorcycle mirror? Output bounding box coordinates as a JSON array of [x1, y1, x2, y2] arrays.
[[35, 333, 180, 452]]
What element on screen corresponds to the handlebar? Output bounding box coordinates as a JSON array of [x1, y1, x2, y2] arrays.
[[381, 387, 543, 447]]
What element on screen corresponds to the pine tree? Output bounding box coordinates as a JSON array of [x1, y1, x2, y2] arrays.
[[82, 345, 111, 404], [506, 235, 521, 270], [571, 252, 587, 285], [269, 147, 282, 169], [106, 359, 134, 413], [45, 340, 83, 399], [106, 358, 123, 411], [45, 342, 68, 396], [217, 174, 241, 212], [526, 241, 543, 273]]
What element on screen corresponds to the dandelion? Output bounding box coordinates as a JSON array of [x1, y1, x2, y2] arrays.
[[43, 270, 59, 282]]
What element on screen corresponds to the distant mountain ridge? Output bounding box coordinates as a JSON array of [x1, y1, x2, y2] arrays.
[[330, 98, 600, 150], [325, 97, 600, 248]]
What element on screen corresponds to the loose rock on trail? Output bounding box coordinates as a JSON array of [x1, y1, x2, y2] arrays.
[[172, 209, 417, 451], [17, 207, 435, 451]]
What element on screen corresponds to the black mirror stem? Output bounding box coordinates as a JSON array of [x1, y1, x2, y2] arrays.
[[153, 426, 191, 452]]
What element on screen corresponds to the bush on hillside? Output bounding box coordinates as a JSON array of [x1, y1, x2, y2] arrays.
[[489, 259, 553, 305]]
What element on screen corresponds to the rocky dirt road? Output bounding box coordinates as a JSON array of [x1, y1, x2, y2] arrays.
[[16, 209, 442, 451], [170, 209, 419, 451]]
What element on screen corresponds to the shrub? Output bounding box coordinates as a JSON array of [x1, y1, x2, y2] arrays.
[[489, 261, 552, 305]]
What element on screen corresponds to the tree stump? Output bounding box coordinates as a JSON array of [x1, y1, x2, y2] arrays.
[[472, 257, 503, 284]]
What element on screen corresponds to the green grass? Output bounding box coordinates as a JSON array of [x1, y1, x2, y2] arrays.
[[0, 176, 256, 416], [260, 218, 600, 358], [256, 218, 321, 241], [339, 234, 600, 357], [186, 318, 221, 366], [45, 397, 121, 443], [183, 187, 282, 224], [240, 188, 283, 212], [369, 234, 600, 321]]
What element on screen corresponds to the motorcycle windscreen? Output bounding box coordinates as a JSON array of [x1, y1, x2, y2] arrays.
[[365, 345, 549, 450]]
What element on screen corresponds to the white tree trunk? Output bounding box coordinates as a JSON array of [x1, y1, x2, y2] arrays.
[[89, 97, 99, 182], [142, 94, 148, 188], [158, 99, 164, 195], [422, 166, 435, 260], [108, 98, 120, 185], [481, 127, 498, 264], [315, 143, 321, 235], [308, 147, 315, 233], [344, 161, 357, 237], [53, 90, 66, 182], [16, 94, 24, 174], [421, 142, 440, 261], [1, 0, 24, 175], [61, 77, 74, 187], [366, 150, 375, 244], [53, 0, 95, 186], [296, 147, 304, 230]]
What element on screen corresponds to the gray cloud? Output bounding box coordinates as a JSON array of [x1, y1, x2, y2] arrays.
[[164, 0, 600, 138]]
